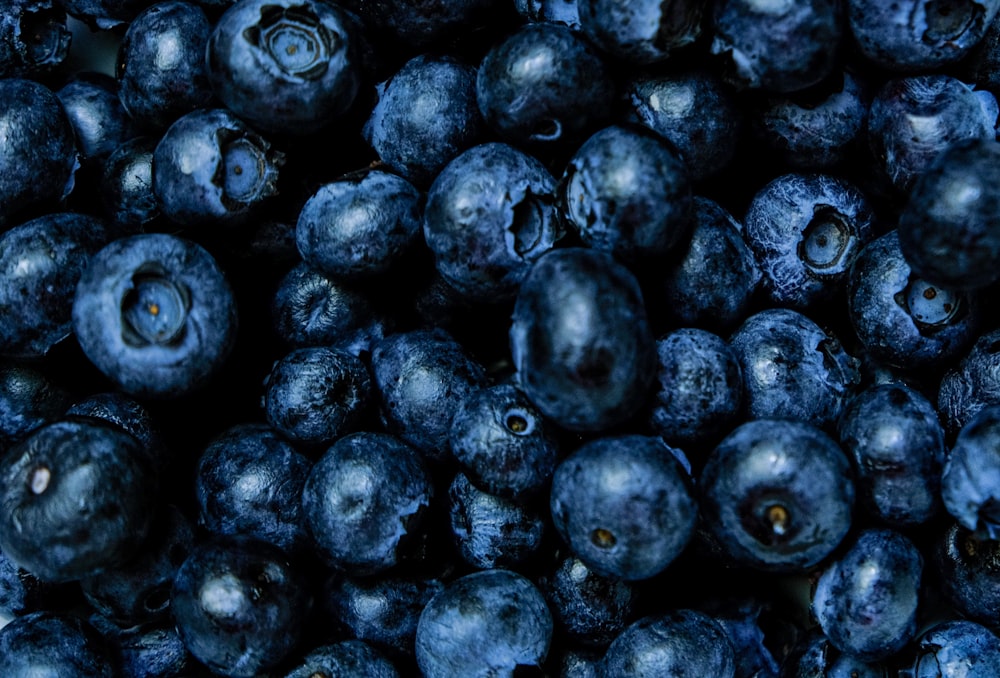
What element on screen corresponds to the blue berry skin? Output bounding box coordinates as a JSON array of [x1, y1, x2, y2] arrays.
[[562, 125, 692, 262], [170, 535, 312, 678], [514, 0, 580, 28], [622, 70, 742, 181], [61, 0, 150, 29], [599, 609, 736, 678], [152, 108, 283, 227], [656, 197, 760, 334], [898, 138, 1000, 291], [371, 328, 487, 460], [321, 572, 444, 659], [78, 504, 194, 626], [549, 435, 696, 581], [284, 640, 400, 678], [363, 54, 485, 188], [938, 328, 1000, 435], [577, 0, 704, 65], [0, 78, 78, 229], [196, 423, 312, 554], [99, 136, 161, 232], [56, 72, 134, 167], [847, 0, 1000, 71], [296, 168, 424, 280], [449, 383, 559, 500], [71, 233, 239, 399], [0, 611, 116, 677], [0, 361, 70, 449], [476, 21, 615, 149], [414, 568, 553, 678], [89, 616, 195, 678], [866, 75, 998, 194], [847, 230, 981, 370], [837, 383, 945, 528], [271, 261, 390, 355], [0, 418, 157, 582], [698, 596, 782, 678], [728, 308, 860, 430], [346, 0, 501, 50], [962, 13, 1000, 93], [0, 212, 110, 358], [743, 173, 875, 309], [0, 0, 71, 78], [0, 546, 68, 617], [301, 431, 433, 575], [448, 472, 546, 570], [538, 555, 636, 648], [781, 631, 889, 677], [263, 346, 372, 447], [66, 391, 168, 472], [941, 405, 1000, 539], [710, 0, 842, 93], [509, 248, 656, 432], [699, 418, 855, 572], [900, 620, 1000, 678], [648, 327, 743, 451], [206, 0, 369, 135], [754, 71, 869, 171], [932, 521, 1000, 627], [116, 1, 214, 133], [423, 142, 563, 302], [811, 528, 922, 662]]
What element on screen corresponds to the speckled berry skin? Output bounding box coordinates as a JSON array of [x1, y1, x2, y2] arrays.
[[538, 555, 636, 648], [206, 0, 369, 135]]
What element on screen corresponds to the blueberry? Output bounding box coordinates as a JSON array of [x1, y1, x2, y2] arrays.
[[88, 615, 195, 678], [538, 555, 636, 648], [346, 0, 502, 50], [56, 72, 134, 166], [576, 0, 704, 65], [206, 0, 369, 135], [99, 136, 161, 231], [423, 142, 563, 302], [72, 232, 239, 399], [549, 434, 696, 581], [901, 619, 1000, 678], [932, 521, 1000, 627], [66, 391, 168, 473], [941, 404, 1000, 538], [301, 431, 433, 575], [0, 611, 116, 677], [514, 0, 580, 27], [414, 568, 553, 677], [170, 535, 312, 678], [781, 630, 890, 677], [561, 124, 692, 262], [284, 640, 400, 678], [0, 0, 71, 78], [509, 247, 656, 432], [699, 418, 855, 572], [0, 418, 157, 582], [0, 360, 70, 449], [742, 172, 875, 309], [0, 546, 70, 618], [937, 327, 1000, 435]]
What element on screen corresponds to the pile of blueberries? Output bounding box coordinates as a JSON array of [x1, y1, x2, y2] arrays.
[[7, 0, 1000, 675]]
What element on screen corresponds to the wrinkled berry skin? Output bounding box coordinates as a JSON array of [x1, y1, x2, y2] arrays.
[[371, 328, 487, 460], [152, 108, 283, 227], [656, 197, 760, 334], [898, 137, 1000, 291], [510, 248, 656, 432], [812, 528, 922, 661], [170, 535, 312, 678], [549, 435, 696, 581], [577, 0, 704, 65], [56, 73, 134, 166], [423, 142, 562, 302], [848, 0, 1000, 71], [301, 431, 433, 575], [72, 233, 239, 399], [837, 383, 945, 527], [414, 568, 553, 678], [363, 54, 485, 188], [89, 616, 195, 678], [0, 0, 71, 78], [728, 308, 859, 430], [743, 173, 874, 309], [0, 611, 116, 677], [933, 521, 1000, 627], [196, 423, 312, 554], [710, 0, 842, 93], [116, 1, 214, 132], [207, 0, 369, 135], [0, 78, 78, 229], [848, 230, 981, 370], [600, 609, 736, 678], [867, 75, 998, 194], [941, 405, 1000, 539], [938, 327, 1000, 435], [539, 555, 635, 648], [562, 124, 692, 262], [297, 169, 424, 280], [0, 212, 109, 358], [449, 383, 559, 499], [284, 640, 400, 678], [476, 22, 615, 149], [699, 418, 855, 572], [0, 418, 157, 582], [903, 620, 1000, 678]]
